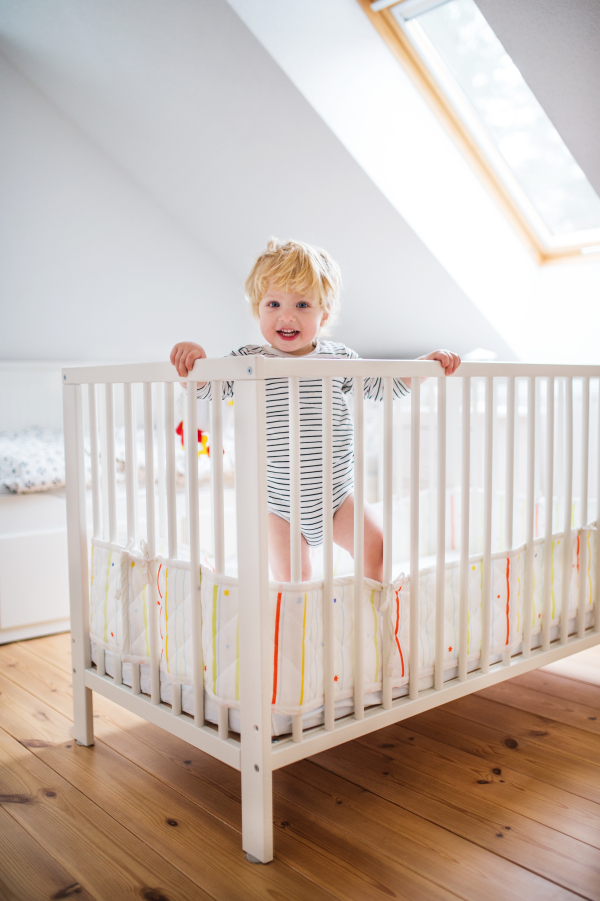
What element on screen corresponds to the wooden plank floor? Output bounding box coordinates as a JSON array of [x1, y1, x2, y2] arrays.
[[1, 635, 600, 901]]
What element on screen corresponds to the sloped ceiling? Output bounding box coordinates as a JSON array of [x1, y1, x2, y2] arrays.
[[0, 0, 515, 359], [475, 0, 600, 198]]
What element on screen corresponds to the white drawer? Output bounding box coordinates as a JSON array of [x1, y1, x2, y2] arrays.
[[0, 529, 69, 630]]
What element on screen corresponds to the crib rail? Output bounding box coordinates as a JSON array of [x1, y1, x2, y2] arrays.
[[63, 359, 600, 385], [63, 356, 600, 863]]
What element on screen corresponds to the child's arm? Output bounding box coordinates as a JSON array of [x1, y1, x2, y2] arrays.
[[170, 342, 207, 388], [402, 349, 461, 388]]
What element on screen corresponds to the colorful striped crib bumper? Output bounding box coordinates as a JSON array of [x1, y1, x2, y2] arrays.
[[89, 525, 597, 734]]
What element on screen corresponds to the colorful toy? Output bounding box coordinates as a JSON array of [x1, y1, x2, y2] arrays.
[[175, 421, 210, 457]]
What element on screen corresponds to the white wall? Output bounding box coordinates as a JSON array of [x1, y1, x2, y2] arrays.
[[227, 0, 535, 357], [0, 0, 515, 363], [527, 258, 600, 364], [0, 51, 256, 362], [2, 0, 598, 366], [227, 0, 600, 365]]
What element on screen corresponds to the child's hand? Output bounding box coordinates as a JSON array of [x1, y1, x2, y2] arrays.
[[420, 349, 461, 376], [170, 342, 207, 377]]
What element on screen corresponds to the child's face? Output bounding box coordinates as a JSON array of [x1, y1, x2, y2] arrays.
[[258, 284, 328, 356]]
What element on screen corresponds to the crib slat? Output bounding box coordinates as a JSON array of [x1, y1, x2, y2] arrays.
[[88, 384, 101, 540], [557, 378, 565, 527], [211, 381, 225, 575], [105, 384, 118, 544], [522, 377, 536, 657], [292, 716, 303, 743], [186, 381, 203, 725], [542, 377, 554, 652], [218, 705, 229, 740], [123, 383, 138, 546], [171, 681, 182, 716], [322, 377, 335, 729], [113, 653, 122, 686], [535, 378, 543, 534], [382, 376, 394, 708], [459, 377, 470, 683], [561, 377, 574, 644], [182, 390, 191, 546], [409, 377, 420, 700], [493, 378, 501, 556], [579, 377, 590, 638], [144, 383, 160, 706], [131, 662, 141, 695], [580, 378, 590, 527], [434, 376, 446, 691], [132, 387, 141, 535], [427, 381, 435, 559], [395, 396, 405, 561], [354, 376, 365, 718], [503, 376, 515, 665], [97, 647, 105, 677], [504, 377, 516, 551], [481, 377, 493, 674], [164, 382, 178, 560], [596, 378, 600, 632], [155, 383, 167, 551], [289, 376, 302, 584], [98, 387, 110, 542]]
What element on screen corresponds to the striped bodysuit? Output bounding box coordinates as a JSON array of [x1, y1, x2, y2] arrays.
[[197, 341, 410, 547]]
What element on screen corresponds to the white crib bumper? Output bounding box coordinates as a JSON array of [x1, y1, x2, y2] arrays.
[[89, 524, 596, 724]]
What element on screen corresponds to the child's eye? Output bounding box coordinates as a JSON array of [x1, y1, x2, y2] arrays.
[[267, 301, 280, 307], [296, 302, 309, 309]]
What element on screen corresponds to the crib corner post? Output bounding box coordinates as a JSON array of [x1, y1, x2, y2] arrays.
[[234, 375, 273, 864], [63, 379, 94, 747]]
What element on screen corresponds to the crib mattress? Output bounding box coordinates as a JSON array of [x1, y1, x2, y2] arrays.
[[89, 525, 597, 736]]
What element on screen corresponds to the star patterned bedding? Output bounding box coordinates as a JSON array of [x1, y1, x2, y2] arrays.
[[89, 523, 596, 736], [0, 428, 69, 493]]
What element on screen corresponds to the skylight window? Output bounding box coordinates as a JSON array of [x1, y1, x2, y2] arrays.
[[369, 0, 600, 259]]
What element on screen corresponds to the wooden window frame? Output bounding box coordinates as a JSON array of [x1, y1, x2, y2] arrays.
[[358, 0, 600, 265]]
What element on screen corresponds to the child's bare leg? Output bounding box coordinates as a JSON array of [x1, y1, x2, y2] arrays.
[[268, 512, 312, 581], [332, 494, 383, 582]]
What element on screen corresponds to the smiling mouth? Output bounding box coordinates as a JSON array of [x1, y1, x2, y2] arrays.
[[277, 329, 300, 339]]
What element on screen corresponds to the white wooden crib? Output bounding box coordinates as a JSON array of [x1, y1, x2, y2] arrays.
[[62, 357, 600, 863]]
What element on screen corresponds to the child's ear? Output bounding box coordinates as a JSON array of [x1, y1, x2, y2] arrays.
[[320, 310, 329, 324]]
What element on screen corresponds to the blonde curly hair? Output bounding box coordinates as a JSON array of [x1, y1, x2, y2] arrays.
[[244, 238, 341, 333]]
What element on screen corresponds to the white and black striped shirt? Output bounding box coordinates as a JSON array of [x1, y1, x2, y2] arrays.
[[197, 341, 410, 546]]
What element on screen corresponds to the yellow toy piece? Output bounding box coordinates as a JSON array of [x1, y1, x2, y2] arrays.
[[198, 432, 210, 457]]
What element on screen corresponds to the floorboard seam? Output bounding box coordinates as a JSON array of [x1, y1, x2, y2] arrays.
[[309, 756, 597, 899], [0, 647, 341, 901]]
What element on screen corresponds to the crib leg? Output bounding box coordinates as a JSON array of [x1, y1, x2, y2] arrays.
[[241, 748, 273, 864], [235, 378, 273, 863], [72, 639, 94, 747], [64, 382, 95, 747]]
